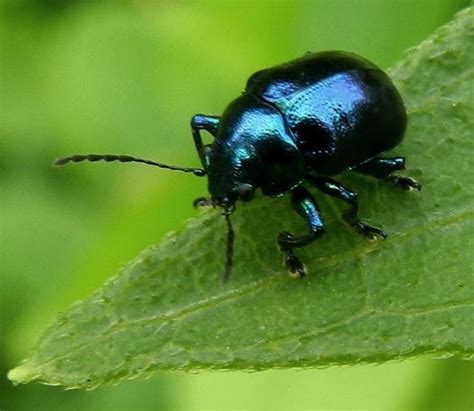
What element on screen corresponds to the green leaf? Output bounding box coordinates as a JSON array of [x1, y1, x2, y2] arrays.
[[9, 6, 474, 389]]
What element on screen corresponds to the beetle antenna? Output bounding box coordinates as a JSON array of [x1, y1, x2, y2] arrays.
[[223, 207, 235, 283], [54, 154, 206, 176]]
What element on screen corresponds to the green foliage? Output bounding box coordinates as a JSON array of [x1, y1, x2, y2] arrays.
[[8, 4, 474, 391]]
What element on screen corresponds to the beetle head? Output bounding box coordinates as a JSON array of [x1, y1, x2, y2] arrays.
[[206, 94, 305, 208]]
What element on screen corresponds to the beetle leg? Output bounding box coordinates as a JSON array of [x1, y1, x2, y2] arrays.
[[354, 157, 421, 191], [193, 196, 215, 209], [307, 176, 387, 240], [277, 186, 325, 278], [191, 114, 220, 169]]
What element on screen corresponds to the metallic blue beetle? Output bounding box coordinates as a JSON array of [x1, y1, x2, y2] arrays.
[[56, 51, 421, 282]]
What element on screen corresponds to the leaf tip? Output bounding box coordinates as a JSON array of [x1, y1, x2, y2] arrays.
[[7, 363, 39, 385]]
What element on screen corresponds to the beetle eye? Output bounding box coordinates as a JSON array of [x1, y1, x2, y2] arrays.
[[237, 184, 254, 202]]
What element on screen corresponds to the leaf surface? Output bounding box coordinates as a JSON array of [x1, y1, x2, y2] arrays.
[[9, 6, 474, 389]]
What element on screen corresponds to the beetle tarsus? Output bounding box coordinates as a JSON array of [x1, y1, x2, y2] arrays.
[[387, 175, 422, 191], [353, 222, 387, 240], [354, 157, 421, 191], [193, 197, 214, 209], [284, 251, 306, 278]]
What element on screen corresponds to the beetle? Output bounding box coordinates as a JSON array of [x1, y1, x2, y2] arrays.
[[56, 51, 421, 282]]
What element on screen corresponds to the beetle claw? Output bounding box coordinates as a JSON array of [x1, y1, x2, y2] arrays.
[[388, 175, 422, 191], [284, 251, 306, 278], [354, 222, 387, 240]]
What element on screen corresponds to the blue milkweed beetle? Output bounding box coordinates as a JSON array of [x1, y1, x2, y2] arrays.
[[56, 51, 421, 282]]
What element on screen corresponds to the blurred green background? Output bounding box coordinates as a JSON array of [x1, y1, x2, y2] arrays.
[[1, 0, 473, 410]]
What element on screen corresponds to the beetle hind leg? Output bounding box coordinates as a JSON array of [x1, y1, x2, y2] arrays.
[[354, 156, 421, 191], [307, 176, 387, 240], [278, 186, 326, 278]]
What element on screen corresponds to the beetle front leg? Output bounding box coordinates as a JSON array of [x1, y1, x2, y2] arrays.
[[191, 114, 220, 169], [307, 176, 387, 240], [193, 196, 214, 209], [278, 186, 325, 278], [354, 157, 421, 191]]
